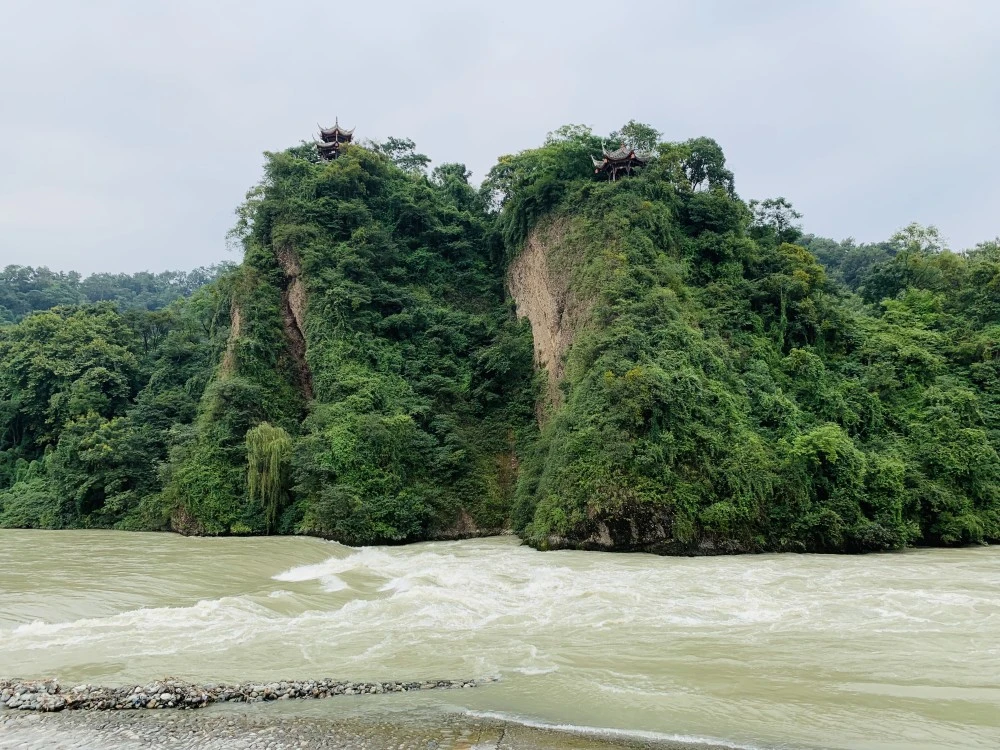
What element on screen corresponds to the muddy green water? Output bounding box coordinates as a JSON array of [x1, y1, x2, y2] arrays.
[[0, 530, 997, 749]]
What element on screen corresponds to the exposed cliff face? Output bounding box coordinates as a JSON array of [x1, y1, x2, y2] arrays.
[[220, 303, 242, 377], [430, 508, 508, 541], [161, 145, 538, 543], [275, 245, 313, 401], [507, 219, 589, 423], [504, 210, 744, 556], [541, 506, 751, 557]]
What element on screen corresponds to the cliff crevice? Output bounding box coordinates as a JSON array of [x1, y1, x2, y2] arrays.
[[220, 302, 242, 377], [276, 245, 313, 401]]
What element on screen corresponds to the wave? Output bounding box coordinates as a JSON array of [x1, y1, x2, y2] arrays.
[[4, 537, 997, 750], [2, 596, 283, 651], [267, 540, 987, 638], [464, 710, 775, 750]]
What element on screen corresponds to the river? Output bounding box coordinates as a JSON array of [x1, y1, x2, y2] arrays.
[[0, 530, 997, 749]]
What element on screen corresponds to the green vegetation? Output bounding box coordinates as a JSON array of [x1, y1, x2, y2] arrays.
[[0, 265, 228, 323], [496, 125, 999, 552], [0, 280, 231, 529], [1, 124, 997, 554], [246, 422, 293, 533]]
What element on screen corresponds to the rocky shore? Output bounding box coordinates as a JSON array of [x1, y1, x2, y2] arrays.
[[0, 677, 486, 712]]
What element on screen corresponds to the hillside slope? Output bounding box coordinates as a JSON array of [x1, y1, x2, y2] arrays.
[[495, 128, 1000, 553], [2, 125, 997, 554], [164, 144, 536, 542]]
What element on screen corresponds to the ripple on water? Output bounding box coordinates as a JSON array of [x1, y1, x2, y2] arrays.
[[1, 531, 999, 750]]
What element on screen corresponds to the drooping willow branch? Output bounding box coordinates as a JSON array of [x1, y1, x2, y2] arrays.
[[245, 422, 292, 532]]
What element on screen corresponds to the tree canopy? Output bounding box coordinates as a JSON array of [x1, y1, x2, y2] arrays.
[[1, 123, 996, 554]]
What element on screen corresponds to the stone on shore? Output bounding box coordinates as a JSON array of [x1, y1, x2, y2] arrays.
[[0, 676, 496, 712]]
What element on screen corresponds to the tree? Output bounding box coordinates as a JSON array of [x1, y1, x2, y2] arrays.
[[890, 222, 948, 254], [371, 137, 431, 174], [0, 305, 140, 453], [431, 162, 471, 185], [609, 119, 661, 153], [749, 197, 803, 245], [246, 422, 292, 533], [0, 264, 225, 323], [3, 120, 999, 554], [659, 137, 735, 195]]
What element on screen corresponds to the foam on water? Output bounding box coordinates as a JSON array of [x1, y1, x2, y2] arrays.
[[3, 595, 283, 655], [1, 531, 999, 750], [464, 710, 772, 750]]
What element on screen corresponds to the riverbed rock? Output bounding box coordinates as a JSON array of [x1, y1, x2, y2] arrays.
[[0, 676, 492, 712]]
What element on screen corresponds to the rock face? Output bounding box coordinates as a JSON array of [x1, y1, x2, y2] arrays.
[[507, 219, 588, 423], [276, 244, 314, 400], [0, 677, 489, 712], [220, 302, 242, 377], [533, 503, 752, 556], [506, 219, 754, 557]]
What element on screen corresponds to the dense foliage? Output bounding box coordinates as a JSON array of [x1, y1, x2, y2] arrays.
[[495, 126, 999, 552], [0, 282, 232, 528], [1, 124, 996, 554], [0, 265, 228, 323], [158, 143, 535, 541]]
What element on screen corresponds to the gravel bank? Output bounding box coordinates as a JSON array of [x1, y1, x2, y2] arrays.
[[0, 678, 486, 711]]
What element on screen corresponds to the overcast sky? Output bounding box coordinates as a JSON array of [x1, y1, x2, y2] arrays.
[[1, 0, 998, 275]]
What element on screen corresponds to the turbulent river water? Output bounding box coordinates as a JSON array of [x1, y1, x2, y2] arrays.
[[0, 530, 997, 749]]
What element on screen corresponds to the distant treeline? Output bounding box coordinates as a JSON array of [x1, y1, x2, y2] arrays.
[[0, 265, 233, 323]]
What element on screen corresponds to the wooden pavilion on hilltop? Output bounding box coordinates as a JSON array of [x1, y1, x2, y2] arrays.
[[316, 118, 355, 160], [592, 143, 648, 181]]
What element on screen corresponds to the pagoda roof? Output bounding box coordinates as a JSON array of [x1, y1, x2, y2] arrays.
[[318, 118, 355, 139], [592, 142, 650, 179], [599, 143, 651, 163], [603, 144, 634, 160]]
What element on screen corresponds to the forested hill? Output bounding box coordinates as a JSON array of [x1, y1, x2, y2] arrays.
[[1, 125, 997, 553]]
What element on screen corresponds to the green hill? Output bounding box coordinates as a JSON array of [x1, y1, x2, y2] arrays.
[[2, 124, 997, 553]]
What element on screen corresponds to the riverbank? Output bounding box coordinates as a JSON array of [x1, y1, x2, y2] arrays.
[[1, 678, 485, 711], [0, 705, 738, 750]]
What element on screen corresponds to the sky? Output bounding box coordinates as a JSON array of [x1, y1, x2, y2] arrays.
[[1, 0, 998, 275]]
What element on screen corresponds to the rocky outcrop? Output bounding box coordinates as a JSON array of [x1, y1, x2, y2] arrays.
[[534, 502, 753, 556], [506, 219, 589, 423], [276, 245, 313, 400], [543, 530, 753, 557], [430, 508, 501, 541], [219, 302, 242, 377], [0, 677, 491, 712]]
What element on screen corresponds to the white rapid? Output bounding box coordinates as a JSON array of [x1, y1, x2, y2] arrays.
[[1, 530, 997, 750]]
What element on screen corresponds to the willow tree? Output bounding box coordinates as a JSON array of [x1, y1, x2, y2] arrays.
[[245, 422, 292, 533]]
